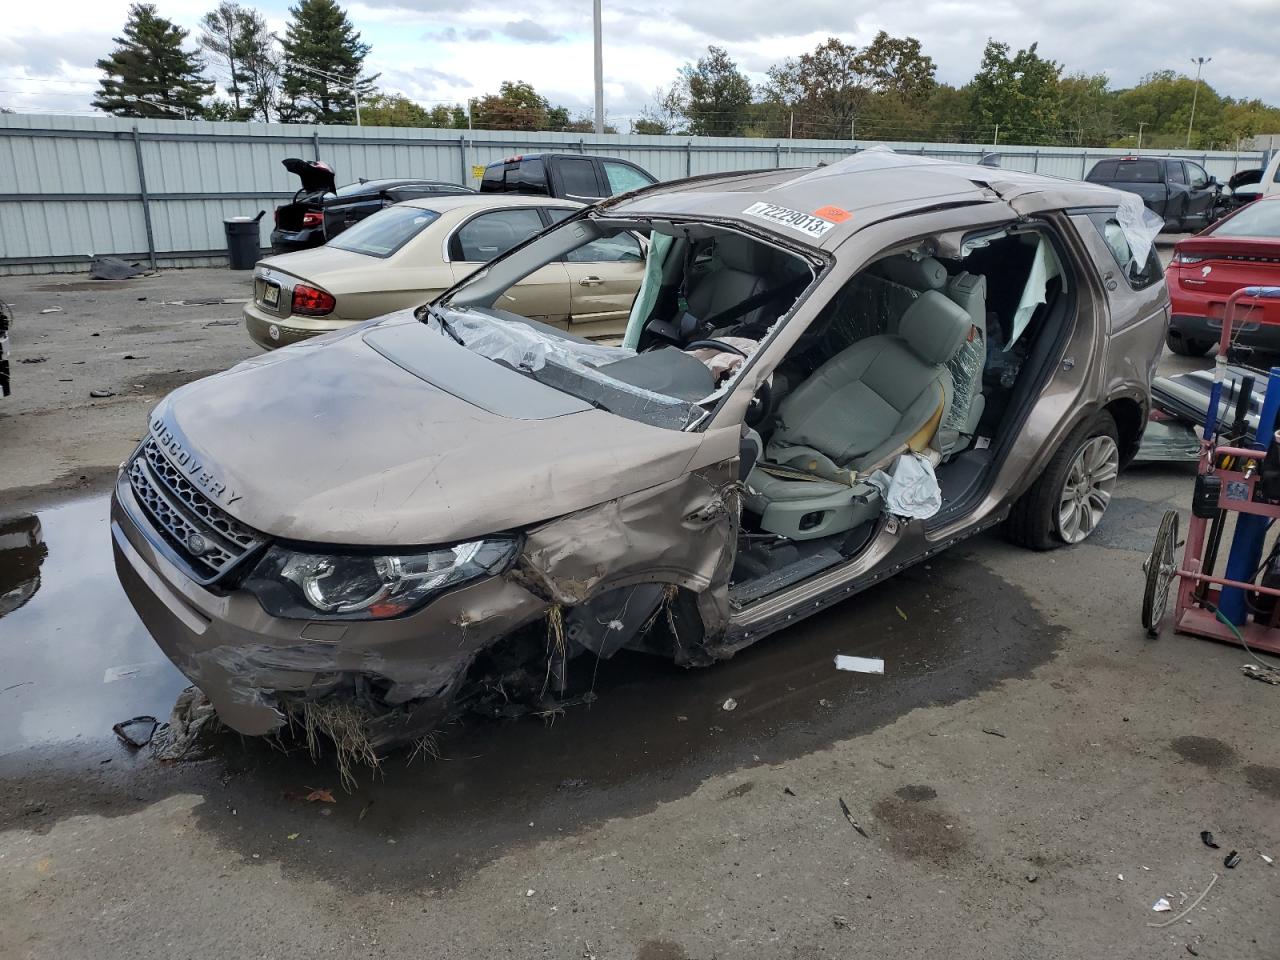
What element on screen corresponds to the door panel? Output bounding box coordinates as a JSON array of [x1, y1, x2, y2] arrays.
[[454, 261, 572, 324], [563, 231, 646, 336], [451, 207, 572, 324]]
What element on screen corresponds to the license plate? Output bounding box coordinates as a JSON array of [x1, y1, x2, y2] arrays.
[[262, 283, 280, 308]]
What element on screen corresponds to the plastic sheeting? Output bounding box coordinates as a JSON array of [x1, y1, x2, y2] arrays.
[[863, 452, 943, 519], [1115, 191, 1165, 274], [944, 331, 984, 433], [1007, 236, 1063, 351]]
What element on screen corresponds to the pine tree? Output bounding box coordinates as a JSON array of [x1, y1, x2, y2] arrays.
[[200, 2, 281, 121], [279, 0, 377, 124], [94, 3, 214, 119]]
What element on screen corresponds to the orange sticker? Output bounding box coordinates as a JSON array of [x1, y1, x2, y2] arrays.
[[813, 205, 852, 223]]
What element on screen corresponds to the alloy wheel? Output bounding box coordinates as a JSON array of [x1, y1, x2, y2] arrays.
[[1057, 434, 1120, 544]]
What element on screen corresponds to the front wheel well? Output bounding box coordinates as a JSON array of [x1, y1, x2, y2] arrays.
[[1106, 397, 1145, 466]]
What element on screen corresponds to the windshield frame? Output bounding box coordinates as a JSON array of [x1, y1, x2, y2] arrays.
[[430, 208, 829, 432]]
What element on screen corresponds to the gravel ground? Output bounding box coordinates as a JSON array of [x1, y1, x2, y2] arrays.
[[2, 255, 1277, 960]]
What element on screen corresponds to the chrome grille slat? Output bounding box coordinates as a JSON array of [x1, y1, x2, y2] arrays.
[[127, 438, 262, 584]]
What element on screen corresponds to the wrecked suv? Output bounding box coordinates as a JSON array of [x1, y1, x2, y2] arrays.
[[111, 152, 1168, 750]]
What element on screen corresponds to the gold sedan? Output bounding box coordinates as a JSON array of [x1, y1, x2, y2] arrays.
[[244, 194, 644, 349]]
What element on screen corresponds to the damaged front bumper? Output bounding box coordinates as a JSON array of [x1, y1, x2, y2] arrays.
[[111, 461, 739, 748]]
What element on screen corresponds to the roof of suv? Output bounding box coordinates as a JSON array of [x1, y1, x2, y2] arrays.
[[604, 150, 1121, 251]]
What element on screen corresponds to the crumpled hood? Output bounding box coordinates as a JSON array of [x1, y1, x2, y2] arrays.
[[150, 315, 702, 546]]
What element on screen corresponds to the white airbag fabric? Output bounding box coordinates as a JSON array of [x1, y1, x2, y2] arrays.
[[864, 452, 943, 519]]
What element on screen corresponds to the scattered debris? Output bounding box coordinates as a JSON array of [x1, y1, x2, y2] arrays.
[[834, 655, 885, 674], [1201, 830, 1219, 849], [90, 255, 145, 280], [1117, 873, 1124, 881], [1, 681, 32, 694], [1223, 850, 1241, 869], [982, 727, 1008, 738], [873, 758, 896, 769], [558, 778, 588, 790], [121, 354, 147, 360], [1152, 898, 1172, 912], [203, 318, 240, 328], [38, 307, 62, 314], [525, 889, 535, 898], [19, 357, 46, 364], [358, 801, 373, 821], [1148, 874, 1219, 929], [1186, 944, 1200, 957], [89, 388, 115, 398], [163, 297, 248, 306], [783, 786, 796, 797], [837, 797, 869, 838], [721, 697, 738, 711], [304, 787, 336, 804], [287, 832, 299, 840], [283, 698, 381, 791], [1026, 873, 1038, 883], [1261, 853, 1274, 865], [832, 915, 851, 929], [152, 686, 220, 761], [895, 606, 907, 621], [112, 715, 159, 749], [1242, 663, 1280, 685]]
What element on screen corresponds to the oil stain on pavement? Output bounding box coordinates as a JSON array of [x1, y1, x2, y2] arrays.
[[0, 496, 1064, 891]]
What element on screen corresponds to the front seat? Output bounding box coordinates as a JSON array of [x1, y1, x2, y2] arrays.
[[744, 290, 971, 540], [686, 235, 771, 328]]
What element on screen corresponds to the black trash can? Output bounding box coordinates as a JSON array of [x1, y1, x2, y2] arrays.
[[224, 211, 265, 270]]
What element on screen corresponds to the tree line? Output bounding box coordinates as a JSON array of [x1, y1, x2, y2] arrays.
[[639, 38, 1280, 150], [93, 3, 1280, 149]]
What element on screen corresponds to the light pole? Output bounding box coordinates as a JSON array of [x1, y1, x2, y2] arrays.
[[1187, 56, 1210, 149], [294, 63, 364, 126], [592, 0, 604, 134]]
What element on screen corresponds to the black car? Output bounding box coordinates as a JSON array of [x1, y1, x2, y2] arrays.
[[1084, 156, 1219, 232], [479, 153, 656, 203], [270, 158, 476, 254]]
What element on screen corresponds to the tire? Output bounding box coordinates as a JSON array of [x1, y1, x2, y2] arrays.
[[1006, 412, 1121, 551], [1141, 510, 1179, 638], [1166, 331, 1213, 357]]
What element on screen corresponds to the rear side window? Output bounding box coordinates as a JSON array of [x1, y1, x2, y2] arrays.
[[513, 158, 548, 194], [1186, 162, 1210, 189], [602, 161, 654, 195], [1086, 160, 1117, 182], [556, 158, 602, 199], [1168, 162, 1186, 185], [327, 205, 440, 258], [567, 232, 644, 263], [1110, 160, 1161, 183], [452, 208, 545, 261], [1088, 212, 1161, 289]]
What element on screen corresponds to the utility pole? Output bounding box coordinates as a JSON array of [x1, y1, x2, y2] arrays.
[[1187, 56, 1210, 148], [1137, 121, 1146, 151], [294, 63, 364, 125], [592, 0, 604, 134], [993, 123, 999, 146]]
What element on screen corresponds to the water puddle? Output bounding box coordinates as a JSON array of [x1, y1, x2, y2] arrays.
[[0, 497, 188, 760]]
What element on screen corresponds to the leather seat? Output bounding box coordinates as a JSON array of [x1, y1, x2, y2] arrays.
[[745, 290, 972, 540]]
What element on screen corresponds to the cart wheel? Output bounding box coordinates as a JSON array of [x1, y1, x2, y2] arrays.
[[1141, 510, 1180, 638]]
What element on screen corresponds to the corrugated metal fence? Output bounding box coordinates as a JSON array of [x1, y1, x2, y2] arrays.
[[0, 113, 1266, 275]]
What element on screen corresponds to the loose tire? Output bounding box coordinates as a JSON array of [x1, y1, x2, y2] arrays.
[[1006, 412, 1121, 550]]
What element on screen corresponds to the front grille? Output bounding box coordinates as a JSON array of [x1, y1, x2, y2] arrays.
[[128, 438, 263, 584]]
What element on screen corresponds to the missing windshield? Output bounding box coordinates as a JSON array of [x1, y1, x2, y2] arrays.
[[435, 215, 817, 429]]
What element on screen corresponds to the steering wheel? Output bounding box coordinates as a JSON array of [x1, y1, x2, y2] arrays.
[[683, 338, 748, 358]]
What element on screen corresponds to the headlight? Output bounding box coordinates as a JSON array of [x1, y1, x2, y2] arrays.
[[243, 538, 518, 620]]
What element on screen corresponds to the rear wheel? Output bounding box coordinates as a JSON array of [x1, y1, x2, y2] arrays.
[[1006, 412, 1120, 550], [1166, 331, 1213, 357], [1141, 510, 1180, 637]]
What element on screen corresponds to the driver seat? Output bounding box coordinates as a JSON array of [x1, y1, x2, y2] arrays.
[[744, 290, 972, 540]]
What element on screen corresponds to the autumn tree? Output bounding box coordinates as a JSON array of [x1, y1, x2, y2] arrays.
[[671, 46, 753, 136], [93, 3, 213, 119]]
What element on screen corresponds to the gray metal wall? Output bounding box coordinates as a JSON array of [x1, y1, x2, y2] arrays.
[[0, 113, 1265, 275]]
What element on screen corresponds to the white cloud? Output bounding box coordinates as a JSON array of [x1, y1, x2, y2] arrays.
[[2, 0, 1277, 130]]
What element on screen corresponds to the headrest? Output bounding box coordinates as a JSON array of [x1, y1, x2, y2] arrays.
[[899, 290, 972, 365], [877, 255, 948, 291], [715, 233, 764, 273]]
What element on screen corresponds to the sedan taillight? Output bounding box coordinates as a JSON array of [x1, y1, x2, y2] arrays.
[[1172, 251, 1205, 265], [292, 283, 335, 316], [301, 211, 324, 228]]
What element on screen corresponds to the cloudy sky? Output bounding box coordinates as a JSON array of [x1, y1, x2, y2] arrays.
[[1, 0, 1277, 131]]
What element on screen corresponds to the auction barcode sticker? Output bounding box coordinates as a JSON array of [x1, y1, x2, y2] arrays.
[[742, 201, 845, 239]]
